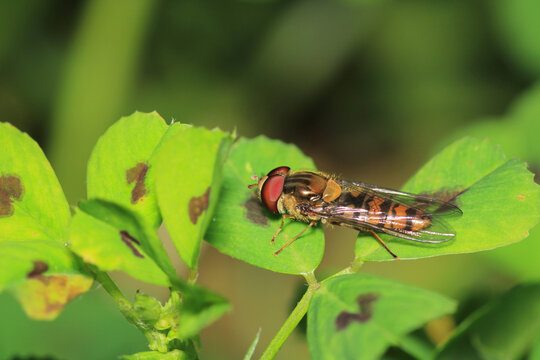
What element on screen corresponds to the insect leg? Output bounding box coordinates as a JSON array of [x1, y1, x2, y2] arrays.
[[360, 229, 398, 259], [271, 214, 295, 244], [274, 221, 317, 256]]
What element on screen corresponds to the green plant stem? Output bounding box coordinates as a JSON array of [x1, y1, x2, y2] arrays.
[[303, 270, 318, 287], [93, 270, 141, 327], [188, 268, 198, 285], [259, 284, 317, 360], [327, 255, 365, 280], [258, 258, 363, 359]]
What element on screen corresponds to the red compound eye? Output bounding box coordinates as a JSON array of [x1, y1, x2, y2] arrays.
[[267, 166, 290, 177], [261, 175, 285, 214]]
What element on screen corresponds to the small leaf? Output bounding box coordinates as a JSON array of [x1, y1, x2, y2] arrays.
[[12, 274, 93, 320], [154, 126, 233, 269], [169, 289, 231, 340], [437, 284, 540, 360], [69, 206, 170, 286], [121, 350, 190, 360], [133, 291, 163, 327], [0, 122, 70, 243], [131, 289, 230, 347], [307, 274, 456, 360], [243, 328, 262, 360], [87, 111, 169, 229], [355, 138, 540, 260], [206, 136, 325, 274]]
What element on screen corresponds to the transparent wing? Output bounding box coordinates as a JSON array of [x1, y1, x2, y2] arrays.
[[338, 179, 463, 216], [305, 179, 462, 243]]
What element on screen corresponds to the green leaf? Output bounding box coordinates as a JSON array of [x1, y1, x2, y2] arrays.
[[206, 136, 325, 274], [154, 126, 233, 269], [0, 122, 91, 320], [69, 205, 170, 286], [87, 111, 169, 229], [132, 289, 230, 346], [355, 137, 540, 260], [133, 291, 163, 327], [444, 83, 540, 281], [12, 273, 93, 321], [77, 199, 176, 279], [170, 288, 231, 340], [243, 328, 262, 360], [436, 284, 540, 360], [0, 122, 70, 242], [0, 240, 80, 292], [121, 350, 190, 360], [307, 274, 456, 360], [132, 288, 230, 346], [85, 112, 178, 278]]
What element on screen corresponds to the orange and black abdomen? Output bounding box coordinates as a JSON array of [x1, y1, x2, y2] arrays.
[[337, 191, 432, 232]]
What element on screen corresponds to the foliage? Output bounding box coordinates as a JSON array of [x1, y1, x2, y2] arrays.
[[1, 111, 539, 359]]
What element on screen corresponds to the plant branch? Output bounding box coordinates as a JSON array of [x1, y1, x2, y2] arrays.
[[93, 269, 142, 328], [302, 270, 318, 287], [326, 255, 364, 280]]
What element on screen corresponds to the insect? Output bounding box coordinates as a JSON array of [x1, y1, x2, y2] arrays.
[[249, 166, 462, 258]]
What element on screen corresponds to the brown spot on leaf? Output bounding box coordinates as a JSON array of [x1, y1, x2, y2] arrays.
[[0, 174, 24, 217], [126, 162, 149, 204], [243, 194, 268, 226], [28, 261, 49, 278], [120, 230, 144, 258], [14, 274, 93, 320], [336, 293, 379, 331], [189, 187, 211, 224]]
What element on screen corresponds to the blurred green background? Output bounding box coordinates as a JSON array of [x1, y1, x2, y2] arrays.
[[1, 0, 540, 359]]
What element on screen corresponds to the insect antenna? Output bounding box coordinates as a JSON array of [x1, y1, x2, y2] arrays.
[[247, 175, 260, 189]]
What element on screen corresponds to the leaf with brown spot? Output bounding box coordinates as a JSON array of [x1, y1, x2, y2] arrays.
[[188, 187, 210, 224], [0, 174, 24, 217], [0, 123, 70, 243], [13, 274, 93, 320], [0, 123, 87, 320], [308, 274, 456, 360], [69, 206, 171, 286], [0, 240, 84, 293], [120, 230, 144, 258], [205, 136, 324, 275], [356, 138, 540, 261], [126, 162, 149, 204], [335, 293, 379, 331], [155, 126, 234, 269], [87, 111, 170, 229], [243, 194, 268, 227], [27, 261, 49, 278]]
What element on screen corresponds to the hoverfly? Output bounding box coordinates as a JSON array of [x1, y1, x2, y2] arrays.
[[249, 166, 462, 258]]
